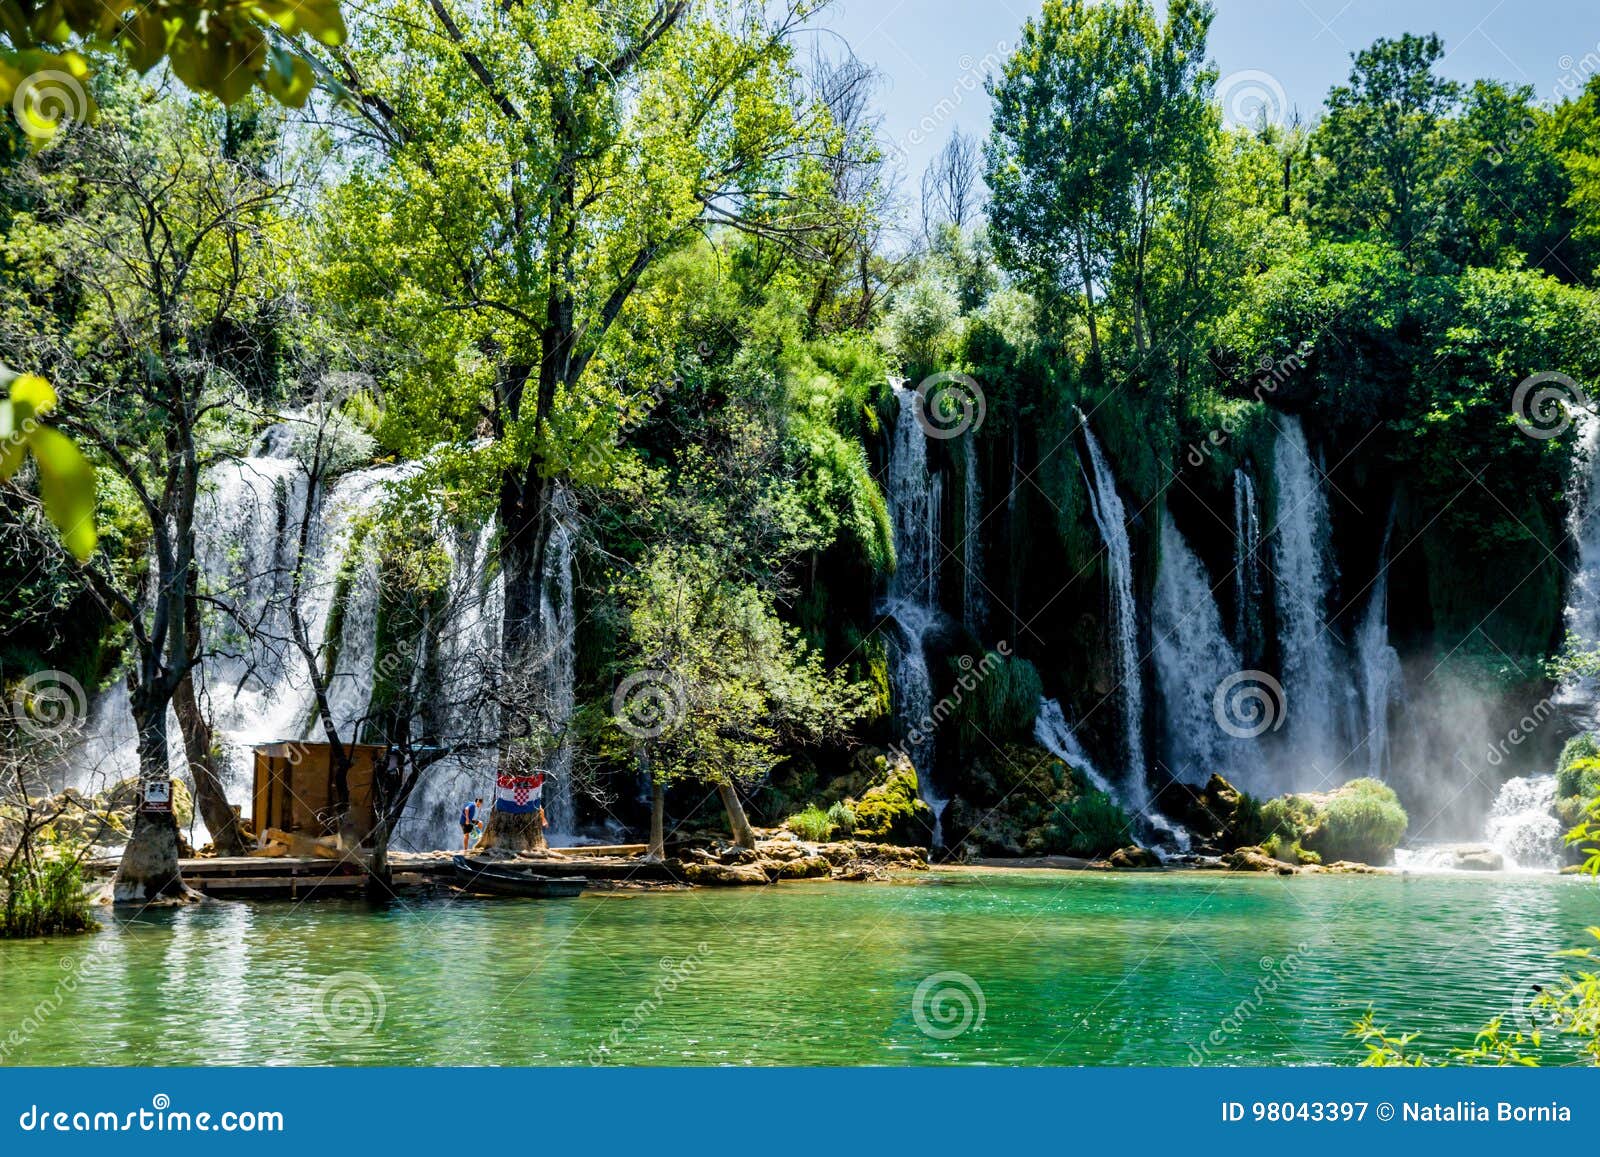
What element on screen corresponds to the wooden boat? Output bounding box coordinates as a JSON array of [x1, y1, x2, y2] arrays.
[[448, 855, 590, 898]]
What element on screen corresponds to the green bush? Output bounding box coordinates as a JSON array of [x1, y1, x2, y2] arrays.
[[1558, 732, 1600, 774], [1227, 791, 1269, 848], [2, 857, 96, 939], [1049, 790, 1134, 858], [785, 805, 834, 842], [1304, 779, 1408, 865], [825, 801, 856, 836], [1255, 779, 1408, 865], [951, 655, 1043, 747], [1558, 756, 1600, 801], [1260, 794, 1317, 841]]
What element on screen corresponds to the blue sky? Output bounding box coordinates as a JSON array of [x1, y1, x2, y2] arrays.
[[810, 0, 1600, 185]]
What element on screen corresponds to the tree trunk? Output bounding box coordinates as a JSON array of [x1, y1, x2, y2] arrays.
[[647, 776, 666, 861], [479, 806, 548, 852], [173, 672, 246, 855], [718, 782, 757, 850], [112, 693, 188, 903]]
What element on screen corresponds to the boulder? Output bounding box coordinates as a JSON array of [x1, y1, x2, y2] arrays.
[[1107, 845, 1163, 869], [679, 862, 769, 887], [1223, 845, 1297, 874], [1445, 845, 1504, 872], [760, 854, 832, 881], [846, 757, 935, 848]]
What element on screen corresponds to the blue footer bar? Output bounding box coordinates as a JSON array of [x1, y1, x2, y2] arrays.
[[1, 1067, 1590, 1153]]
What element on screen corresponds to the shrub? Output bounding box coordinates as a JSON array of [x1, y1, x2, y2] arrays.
[[1304, 778, 1408, 865], [825, 801, 856, 836], [1050, 790, 1134, 858], [1558, 732, 1600, 774], [952, 655, 1043, 747], [1, 857, 96, 939], [785, 806, 834, 842], [1260, 794, 1317, 841], [1558, 756, 1600, 801], [1228, 791, 1269, 847]]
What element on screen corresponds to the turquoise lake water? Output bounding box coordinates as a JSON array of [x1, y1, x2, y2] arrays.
[[2, 868, 1596, 1065]]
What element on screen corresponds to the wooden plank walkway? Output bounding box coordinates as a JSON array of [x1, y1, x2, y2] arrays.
[[177, 856, 368, 899]]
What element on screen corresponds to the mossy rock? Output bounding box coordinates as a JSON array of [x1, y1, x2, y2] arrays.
[[1153, 774, 1267, 851], [846, 758, 934, 847], [942, 743, 1132, 858], [1259, 778, 1408, 866]]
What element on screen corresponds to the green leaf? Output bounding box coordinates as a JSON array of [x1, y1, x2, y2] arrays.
[[29, 426, 97, 560]]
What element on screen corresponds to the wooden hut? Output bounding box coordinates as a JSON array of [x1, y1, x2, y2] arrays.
[[251, 742, 385, 843]]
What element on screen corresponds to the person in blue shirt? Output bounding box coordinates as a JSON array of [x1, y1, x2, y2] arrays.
[[460, 797, 483, 852]]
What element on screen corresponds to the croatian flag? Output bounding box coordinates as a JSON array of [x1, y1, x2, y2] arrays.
[[495, 772, 544, 815]]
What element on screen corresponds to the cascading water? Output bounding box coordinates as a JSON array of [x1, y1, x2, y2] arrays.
[[1353, 510, 1404, 780], [1232, 468, 1265, 665], [882, 384, 947, 840], [960, 434, 988, 633], [1034, 697, 1115, 797], [1078, 415, 1148, 814], [1485, 775, 1562, 870], [538, 492, 579, 836], [1270, 414, 1358, 778], [1558, 411, 1600, 720], [67, 421, 583, 852], [1152, 510, 1268, 792]]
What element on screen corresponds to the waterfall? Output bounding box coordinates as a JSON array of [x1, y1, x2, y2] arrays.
[[1354, 510, 1403, 779], [67, 422, 583, 852], [960, 434, 988, 633], [882, 384, 946, 840], [1078, 415, 1148, 813], [1152, 510, 1268, 791], [1034, 698, 1115, 796], [1559, 412, 1600, 717], [1485, 775, 1562, 870], [888, 385, 939, 608], [538, 491, 579, 836], [1232, 468, 1265, 665], [1269, 414, 1358, 776]]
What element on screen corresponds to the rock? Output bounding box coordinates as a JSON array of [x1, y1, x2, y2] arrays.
[[679, 862, 769, 887], [1153, 773, 1264, 852], [1223, 845, 1297, 874], [847, 755, 936, 847], [1408, 844, 1504, 870], [1456, 846, 1503, 871], [760, 854, 832, 881], [1107, 845, 1163, 869]]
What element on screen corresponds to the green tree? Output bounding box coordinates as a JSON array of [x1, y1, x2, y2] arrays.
[[1308, 33, 1460, 263], [985, 0, 1216, 368], [615, 544, 869, 850], [322, 0, 848, 850], [2, 88, 295, 893]]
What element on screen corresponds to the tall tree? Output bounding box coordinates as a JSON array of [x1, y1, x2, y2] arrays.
[[985, 0, 1216, 369], [323, 0, 846, 850], [2, 90, 292, 895], [1308, 33, 1461, 263]]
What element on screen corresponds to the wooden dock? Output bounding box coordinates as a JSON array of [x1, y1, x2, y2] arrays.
[[177, 856, 372, 899]]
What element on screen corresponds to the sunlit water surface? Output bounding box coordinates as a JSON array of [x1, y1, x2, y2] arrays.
[[3, 869, 1596, 1065]]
